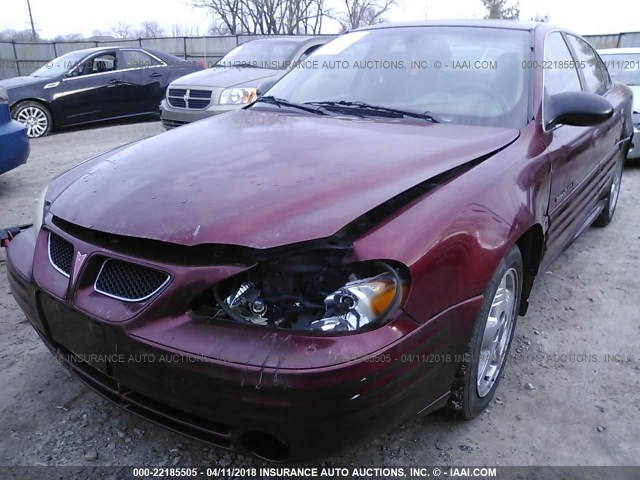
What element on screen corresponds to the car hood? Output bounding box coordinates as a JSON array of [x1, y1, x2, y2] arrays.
[[49, 110, 519, 249], [0, 76, 49, 90], [169, 67, 280, 88]]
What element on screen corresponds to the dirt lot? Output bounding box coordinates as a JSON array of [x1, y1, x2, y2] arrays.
[[0, 121, 639, 469]]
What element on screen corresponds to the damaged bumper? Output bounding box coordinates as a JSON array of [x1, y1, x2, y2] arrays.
[[6, 224, 480, 461]]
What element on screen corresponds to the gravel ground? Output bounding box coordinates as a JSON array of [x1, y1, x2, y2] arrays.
[[0, 120, 639, 469]]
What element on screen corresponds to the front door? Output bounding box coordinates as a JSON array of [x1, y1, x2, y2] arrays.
[[51, 51, 123, 126]]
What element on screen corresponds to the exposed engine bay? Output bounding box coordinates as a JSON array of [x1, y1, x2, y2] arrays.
[[192, 249, 408, 333]]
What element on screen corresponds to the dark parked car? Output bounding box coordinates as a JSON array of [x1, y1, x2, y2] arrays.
[[0, 47, 202, 137], [160, 36, 332, 129], [6, 21, 633, 462], [598, 47, 640, 160], [0, 86, 29, 175]]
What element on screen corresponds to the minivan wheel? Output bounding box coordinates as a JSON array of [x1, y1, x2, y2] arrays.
[[448, 244, 523, 419], [594, 156, 623, 228], [12, 101, 52, 138]]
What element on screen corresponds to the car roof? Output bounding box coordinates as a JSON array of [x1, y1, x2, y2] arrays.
[[245, 35, 333, 45], [57, 46, 182, 63], [355, 19, 547, 32], [598, 47, 640, 54], [60, 45, 169, 56]]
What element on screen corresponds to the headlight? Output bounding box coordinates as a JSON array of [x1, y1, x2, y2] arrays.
[[199, 254, 409, 335], [310, 269, 408, 332], [219, 87, 257, 105], [33, 187, 49, 233]]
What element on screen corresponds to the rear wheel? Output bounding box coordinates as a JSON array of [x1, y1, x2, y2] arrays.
[[12, 101, 52, 138], [594, 156, 623, 228], [448, 245, 522, 419]]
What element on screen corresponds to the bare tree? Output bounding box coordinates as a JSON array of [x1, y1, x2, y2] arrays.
[[0, 29, 40, 42], [481, 0, 519, 20], [52, 33, 84, 42], [139, 21, 165, 38], [529, 13, 549, 22], [112, 22, 133, 39], [333, 0, 396, 31], [193, 0, 329, 35]]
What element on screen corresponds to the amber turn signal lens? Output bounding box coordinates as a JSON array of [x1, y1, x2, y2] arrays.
[[370, 280, 409, 316]]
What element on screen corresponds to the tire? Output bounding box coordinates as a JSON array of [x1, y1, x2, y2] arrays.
[[594, 155, 623, 228], [448, 245, 523, 419], [11, 101, 52, 138]]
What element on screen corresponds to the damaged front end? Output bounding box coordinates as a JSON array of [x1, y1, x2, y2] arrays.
[[192, 245, 409, 334], [186, 157, 498, 334]]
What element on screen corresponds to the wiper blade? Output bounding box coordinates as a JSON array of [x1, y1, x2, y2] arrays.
[[253, 96, 325, 115], [306, 100, 439, 123]]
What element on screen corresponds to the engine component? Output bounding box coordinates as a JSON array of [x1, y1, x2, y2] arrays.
[[225, 281, 255, 308]]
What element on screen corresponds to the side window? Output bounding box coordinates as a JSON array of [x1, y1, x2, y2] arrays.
[[74, 53, 117, 76], [565, 35, 608, 95], [543, 32, 581, 96], [121, 50, 162, 69]]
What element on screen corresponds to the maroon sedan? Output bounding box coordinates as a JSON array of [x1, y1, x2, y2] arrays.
[[6, 21, 634, 462]]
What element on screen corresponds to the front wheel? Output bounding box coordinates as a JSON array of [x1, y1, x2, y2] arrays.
[[12, 101, 52, 138], [594, 156, 623, 228], [448, 245, 523, 419]]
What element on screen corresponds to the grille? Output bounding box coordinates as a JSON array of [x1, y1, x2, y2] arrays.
[[95, 259, 169, 302], [162, 119, 188, 129], [167, 97, 186, 108], [48, 232, 73, 277], [166, 88, 212, 110], [188, 99, 210, 109], [189, 89, 211, 99]]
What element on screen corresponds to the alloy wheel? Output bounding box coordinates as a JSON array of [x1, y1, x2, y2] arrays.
[[16, 106, 49, 138], [608, 158, 623, 217], [476, 268, 518, 398]]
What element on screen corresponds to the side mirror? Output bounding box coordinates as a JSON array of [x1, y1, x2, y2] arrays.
[[545, 91, 613, 130], [256, 79, 277, 97]]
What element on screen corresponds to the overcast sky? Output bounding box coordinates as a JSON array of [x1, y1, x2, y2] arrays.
[[2, 0, 639, 39]]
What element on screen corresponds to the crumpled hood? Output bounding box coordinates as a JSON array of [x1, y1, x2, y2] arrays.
[[169, 67, 280, 88], [49, 110, 519, 249]]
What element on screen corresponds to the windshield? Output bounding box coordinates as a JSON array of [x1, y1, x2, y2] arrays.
[[29, 50, 89, 78], [217, 40, 302, 70], [261, 27, 531, 128], [600, 53, 640, 86]]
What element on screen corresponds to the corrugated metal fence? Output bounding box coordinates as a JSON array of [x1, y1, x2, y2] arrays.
[[584, 32, 640, 49], [1, 31, 639, 80], [0, 34, 328, 80]]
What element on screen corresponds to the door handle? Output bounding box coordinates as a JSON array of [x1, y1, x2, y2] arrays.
[[150, 72, 162, 78]]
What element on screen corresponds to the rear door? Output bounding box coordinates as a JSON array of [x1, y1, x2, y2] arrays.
[[51, 51, 124, 126], [543, 32, 604, 261], [118, 49, 168, 115], [564, 34, 620, 170]]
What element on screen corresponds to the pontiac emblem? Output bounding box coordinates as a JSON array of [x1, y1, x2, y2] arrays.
[[72, 251, 87, 281]]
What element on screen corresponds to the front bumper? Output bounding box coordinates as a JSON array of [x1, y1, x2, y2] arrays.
[[6, 224, 480, 461], [160, 99, 243, 129]]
